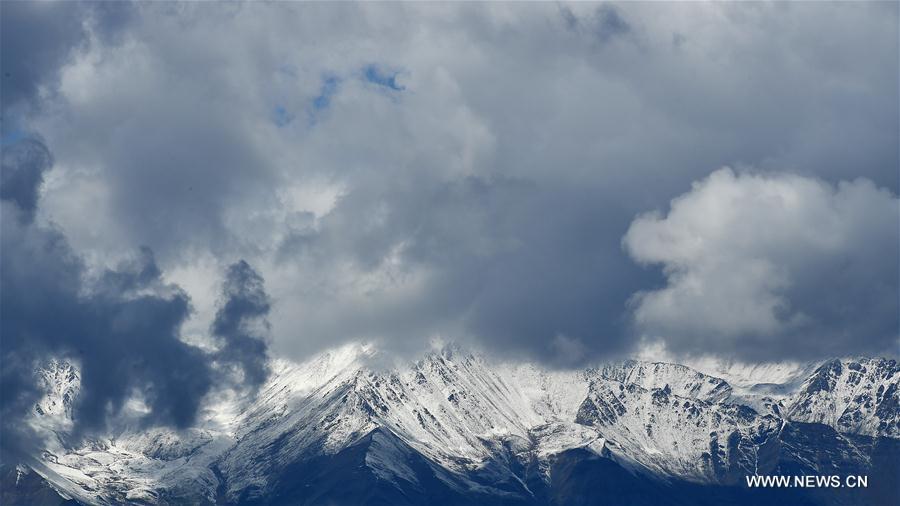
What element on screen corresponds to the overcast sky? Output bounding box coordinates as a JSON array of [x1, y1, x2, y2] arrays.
[[1, 1, 898, 435]]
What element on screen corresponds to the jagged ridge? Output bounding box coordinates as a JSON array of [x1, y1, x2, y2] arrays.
[[10, 345, 899, 505]]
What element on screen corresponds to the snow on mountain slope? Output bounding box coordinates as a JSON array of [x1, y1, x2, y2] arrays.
[[684, 356, 900, 437], [785, 358, 899, 437], [574, 377, 778, 483], [33, 359, 80, 420], [493, 363, 588, 422], [593, 361, 733, 403], [15, 346, 900, 505], [679, 357, 827, 418], [24, 360, 237, 505], [683, 357, 822, 398], [32, 428, 232, 505], [218, 344, 564, 501]]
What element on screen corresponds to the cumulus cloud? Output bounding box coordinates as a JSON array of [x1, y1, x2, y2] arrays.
[[624, 168, 899, 360]]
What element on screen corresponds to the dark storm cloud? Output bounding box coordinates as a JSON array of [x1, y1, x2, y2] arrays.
[[0, 139, 271, 455], [1, 184, 212, 434], [212, 261, 271, 389]]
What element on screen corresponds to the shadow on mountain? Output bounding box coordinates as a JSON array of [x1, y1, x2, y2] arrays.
[[221, 423, 898, 506], [231, 428, 521, 506], [0, 464, 78, 506]]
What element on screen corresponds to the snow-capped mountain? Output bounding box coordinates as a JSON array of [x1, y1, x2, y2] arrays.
[[5, 345, 899, 505]]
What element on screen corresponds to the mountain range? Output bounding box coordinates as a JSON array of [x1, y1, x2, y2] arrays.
[[3, 344, 898, 505]]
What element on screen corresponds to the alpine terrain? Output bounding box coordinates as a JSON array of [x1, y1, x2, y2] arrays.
[[3, 345, 898, 506]]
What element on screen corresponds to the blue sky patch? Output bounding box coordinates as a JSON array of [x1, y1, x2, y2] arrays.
[[313, 75, 340, 111], [362, 64, 404, 91], [272, 105, 294, 127]]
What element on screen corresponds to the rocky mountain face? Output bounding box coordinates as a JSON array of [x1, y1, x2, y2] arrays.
[[5, 345, 899, 505]]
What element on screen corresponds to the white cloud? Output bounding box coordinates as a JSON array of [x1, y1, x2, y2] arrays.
[[624, 168, 899, 358]]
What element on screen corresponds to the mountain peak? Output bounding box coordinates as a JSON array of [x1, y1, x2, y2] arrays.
[[22, 347, 900, 505]]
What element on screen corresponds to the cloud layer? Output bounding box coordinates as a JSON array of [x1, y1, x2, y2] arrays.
[[1, 0, 897, 414]]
